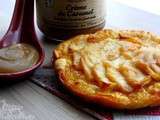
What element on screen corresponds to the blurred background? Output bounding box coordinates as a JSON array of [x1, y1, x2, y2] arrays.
[[115, 0, 160, 15], [0, 0, 160, 37]]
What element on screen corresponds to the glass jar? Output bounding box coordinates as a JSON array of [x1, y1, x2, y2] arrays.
[[36, 0, 106, 40]]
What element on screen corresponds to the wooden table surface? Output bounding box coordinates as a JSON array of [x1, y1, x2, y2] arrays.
[[0, 0, 160, 120]]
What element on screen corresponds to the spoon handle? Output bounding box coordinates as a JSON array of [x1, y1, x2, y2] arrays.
[[21, 0, 35, 33], [3, 0, 35, 37], [8, 0, 35, 34], [0, 0, 26, 47], [8, 0, 25, 32], [20, 0, 41, 47], [4, 0, 37, 45], [8, 0, 34, 32]]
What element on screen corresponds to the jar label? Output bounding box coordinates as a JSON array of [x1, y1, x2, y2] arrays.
[[37, 0, 106, 29]]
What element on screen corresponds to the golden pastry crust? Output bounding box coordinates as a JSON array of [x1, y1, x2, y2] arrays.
[[54, 29, 160, 109]]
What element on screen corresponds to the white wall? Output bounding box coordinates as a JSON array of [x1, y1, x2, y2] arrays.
[[115, 0, 160, 15]]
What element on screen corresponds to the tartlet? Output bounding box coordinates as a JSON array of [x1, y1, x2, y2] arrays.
[[54, 29, 160, 109]]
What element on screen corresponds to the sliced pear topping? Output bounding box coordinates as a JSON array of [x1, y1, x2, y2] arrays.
[[135, 61, 160, 81], [119, 64, 150, 86], [106, 67, 133, 92], [150, 63, 160, 73], [81, 56, 94, 80], [55, 58, 67, 70], [93, 63, 110, 86]]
